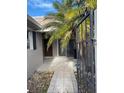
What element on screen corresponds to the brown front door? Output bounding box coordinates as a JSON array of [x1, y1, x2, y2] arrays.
[[43, 39, 53, 56]]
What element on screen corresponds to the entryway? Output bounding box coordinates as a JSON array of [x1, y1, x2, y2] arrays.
[[43, 39, 53, 56]]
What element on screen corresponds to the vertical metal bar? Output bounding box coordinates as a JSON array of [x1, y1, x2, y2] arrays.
[[85, 17, 88, 93], [76, 28, 80, 93], [94, 9, 97, 93], [90, 9, 95, 93]]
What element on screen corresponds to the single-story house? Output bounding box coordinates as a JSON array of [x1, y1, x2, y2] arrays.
[[27, 15, 77, 78]]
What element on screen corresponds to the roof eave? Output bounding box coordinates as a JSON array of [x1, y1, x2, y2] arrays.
[[27, 15, 42, 30]]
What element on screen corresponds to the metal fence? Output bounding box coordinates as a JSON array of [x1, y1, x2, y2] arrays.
[[75, 10, 96, 93]]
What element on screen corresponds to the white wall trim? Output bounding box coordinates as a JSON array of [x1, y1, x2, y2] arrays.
[[28, 32, 34, 50]]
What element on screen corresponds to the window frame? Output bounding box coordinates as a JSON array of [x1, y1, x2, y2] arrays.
[[27, 31, 37, 50]]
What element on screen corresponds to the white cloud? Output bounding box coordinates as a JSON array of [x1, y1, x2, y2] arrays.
[[28, 0, 53, 8]]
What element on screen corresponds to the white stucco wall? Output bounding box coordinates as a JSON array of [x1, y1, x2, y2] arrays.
[[27, 32, 43, 78], [53, 41, 58, 57]]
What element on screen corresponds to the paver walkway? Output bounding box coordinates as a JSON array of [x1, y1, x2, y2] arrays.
[[47, 61, 78, 93]]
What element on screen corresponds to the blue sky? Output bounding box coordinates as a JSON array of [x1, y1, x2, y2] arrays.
[[27, 0, 59, 16]]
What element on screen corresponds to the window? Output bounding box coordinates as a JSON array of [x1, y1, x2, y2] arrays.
[[27, 31, 36, 50]]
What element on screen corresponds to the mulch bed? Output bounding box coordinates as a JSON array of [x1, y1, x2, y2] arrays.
[[27, 71, 54, 93]]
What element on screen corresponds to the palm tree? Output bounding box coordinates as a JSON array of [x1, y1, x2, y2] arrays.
[[43, 0, 96, 49]]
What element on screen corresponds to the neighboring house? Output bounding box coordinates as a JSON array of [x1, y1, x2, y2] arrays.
[[27, 15, 77, 78]]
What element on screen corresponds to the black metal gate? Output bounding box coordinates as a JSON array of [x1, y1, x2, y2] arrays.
[[75, 10, 96, 93]]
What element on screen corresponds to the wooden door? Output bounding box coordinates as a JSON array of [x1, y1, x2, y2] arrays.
[[43, 39, 53, 56]]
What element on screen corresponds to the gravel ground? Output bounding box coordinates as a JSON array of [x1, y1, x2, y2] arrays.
[[27, 71, 54, 93]]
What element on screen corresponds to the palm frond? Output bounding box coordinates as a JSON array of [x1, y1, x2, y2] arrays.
[[45, 0, 96, 49], [86, 0, 97, 9], [53, 1, 62, 11], [44, 12, 65, 22], [43, 21, 63, 30], [65, 6, 86, 20], [47, 24, 71, 49], [53, 1, 68, 13], [61, 31, 72, 48], [63, 0, 74, 7]]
